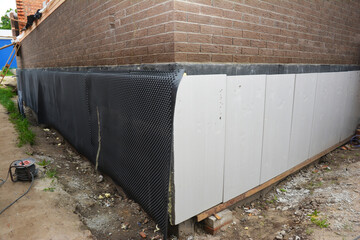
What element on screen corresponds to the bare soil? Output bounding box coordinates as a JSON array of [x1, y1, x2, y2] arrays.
[[0, 86, 359, 240], [189, 145, 360, 240]]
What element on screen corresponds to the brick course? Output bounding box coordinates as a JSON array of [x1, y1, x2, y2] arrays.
[[17, 0, 360, 68], [16, 0, 45, 30]]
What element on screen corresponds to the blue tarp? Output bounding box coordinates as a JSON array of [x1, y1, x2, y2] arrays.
[[0, 39, 17, 68]]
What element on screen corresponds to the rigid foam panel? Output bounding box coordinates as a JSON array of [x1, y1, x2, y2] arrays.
[[339, 71, 360, 141], [310, 72, 346, 157], [260, 74, 295, 183], [173, 75, 227, 224], [223, 75, 266, 202], [288, 73, 317, 169]]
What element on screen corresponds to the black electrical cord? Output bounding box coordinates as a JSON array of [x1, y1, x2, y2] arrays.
[[0, 160, 36, 215]]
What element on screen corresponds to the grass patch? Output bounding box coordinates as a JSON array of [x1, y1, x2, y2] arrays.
[[0, 87, 35, 146], [43, 187, 55, 192], [308, 210, 329, 228], [46, 168, 57, 178], [1, 68, 14, 76], [38, 159, 51, 167], [266, 195, 278, 204]]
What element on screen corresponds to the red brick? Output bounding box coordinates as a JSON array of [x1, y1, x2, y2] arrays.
[[188, 33, 212, 43], [233, 55, 251, 63], [242, 30, 261, 39], [223, 28, 243, 38], [211, 54, 233, 62], [174, 22, 200, 33], [201, 44, 222, 53], [201, 25, 223, 35], [175, 43, 200, 52], [251, 40, 266, 48], [233, 38, 251, 47], [188, 13, 212, 24], [242, 47, 259, 55], [201, 6, 223, 17], [213, 36, 232, 45], [187, 53, 211, 62]]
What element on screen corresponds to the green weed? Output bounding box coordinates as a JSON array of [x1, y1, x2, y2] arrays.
[[279, 188, 287, 192], [46, 168, 57, 178], [1, 68, 14, 76], [43, 187, 55, 192], [305, 228, 314, 235], [308, 210, 329, 228], [38, 159, 51, 167], [0, 87, 35, 146], [267, 195, 278, 204]]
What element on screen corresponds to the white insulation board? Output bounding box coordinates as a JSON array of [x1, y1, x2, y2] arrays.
[[339, 71, 360, 141], [288, 73, 317, 169], [173, 74, 227, 224], [223, 75, 266, 202], [309, 72, 346, 157], [260, 74, 295, 183], [173, 71, 360, 224]]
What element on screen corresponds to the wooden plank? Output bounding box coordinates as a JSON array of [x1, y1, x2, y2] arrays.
[[0, 43, 15, 51], [18, 0, 66, 42], [196, 135, 353, 222], [10, 17, 27, 24]]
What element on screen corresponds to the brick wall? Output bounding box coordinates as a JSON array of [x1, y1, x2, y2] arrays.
[[18, 0, 360, 69], [18, 0, 175, 68], [16, 0, 45, 30], [172, 0, 360, 64]]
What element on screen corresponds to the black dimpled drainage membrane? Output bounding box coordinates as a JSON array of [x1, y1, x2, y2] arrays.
[[18, 69, 184, 237]]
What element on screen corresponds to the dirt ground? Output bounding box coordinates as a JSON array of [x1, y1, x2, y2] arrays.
[[0, 104, 93, 240], [189, 147, 360, 240], [0, 81, 359, 240]]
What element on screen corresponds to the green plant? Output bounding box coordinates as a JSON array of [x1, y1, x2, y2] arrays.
[[1, 68, 14, 76], [267, 195, 278, 204], [43, 187, 55, 192], [0, 87, 35, 146], [308, 210, 329, 228], [38, 159, 51, 167], [279, 188, 287, 192], [305, 228, 314, 235], [46, 168, 57, 178], [0, 9, 14, 30]]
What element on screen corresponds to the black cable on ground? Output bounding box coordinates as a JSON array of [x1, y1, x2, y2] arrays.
[[0, 171, 9, 187], [0, 172, 34, 215]]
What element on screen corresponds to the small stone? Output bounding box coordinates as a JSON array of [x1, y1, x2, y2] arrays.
[[294, 236, 300, 240], [43, 128, 50, 132], [280, 230, 286, 235], [121, 223, 130, 230], [105, 193, 111, 198], [97, 175, 104, 183], [275, 234, 283, 240], [244, 227, 249, 230], [98, 195, 104, 200]]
